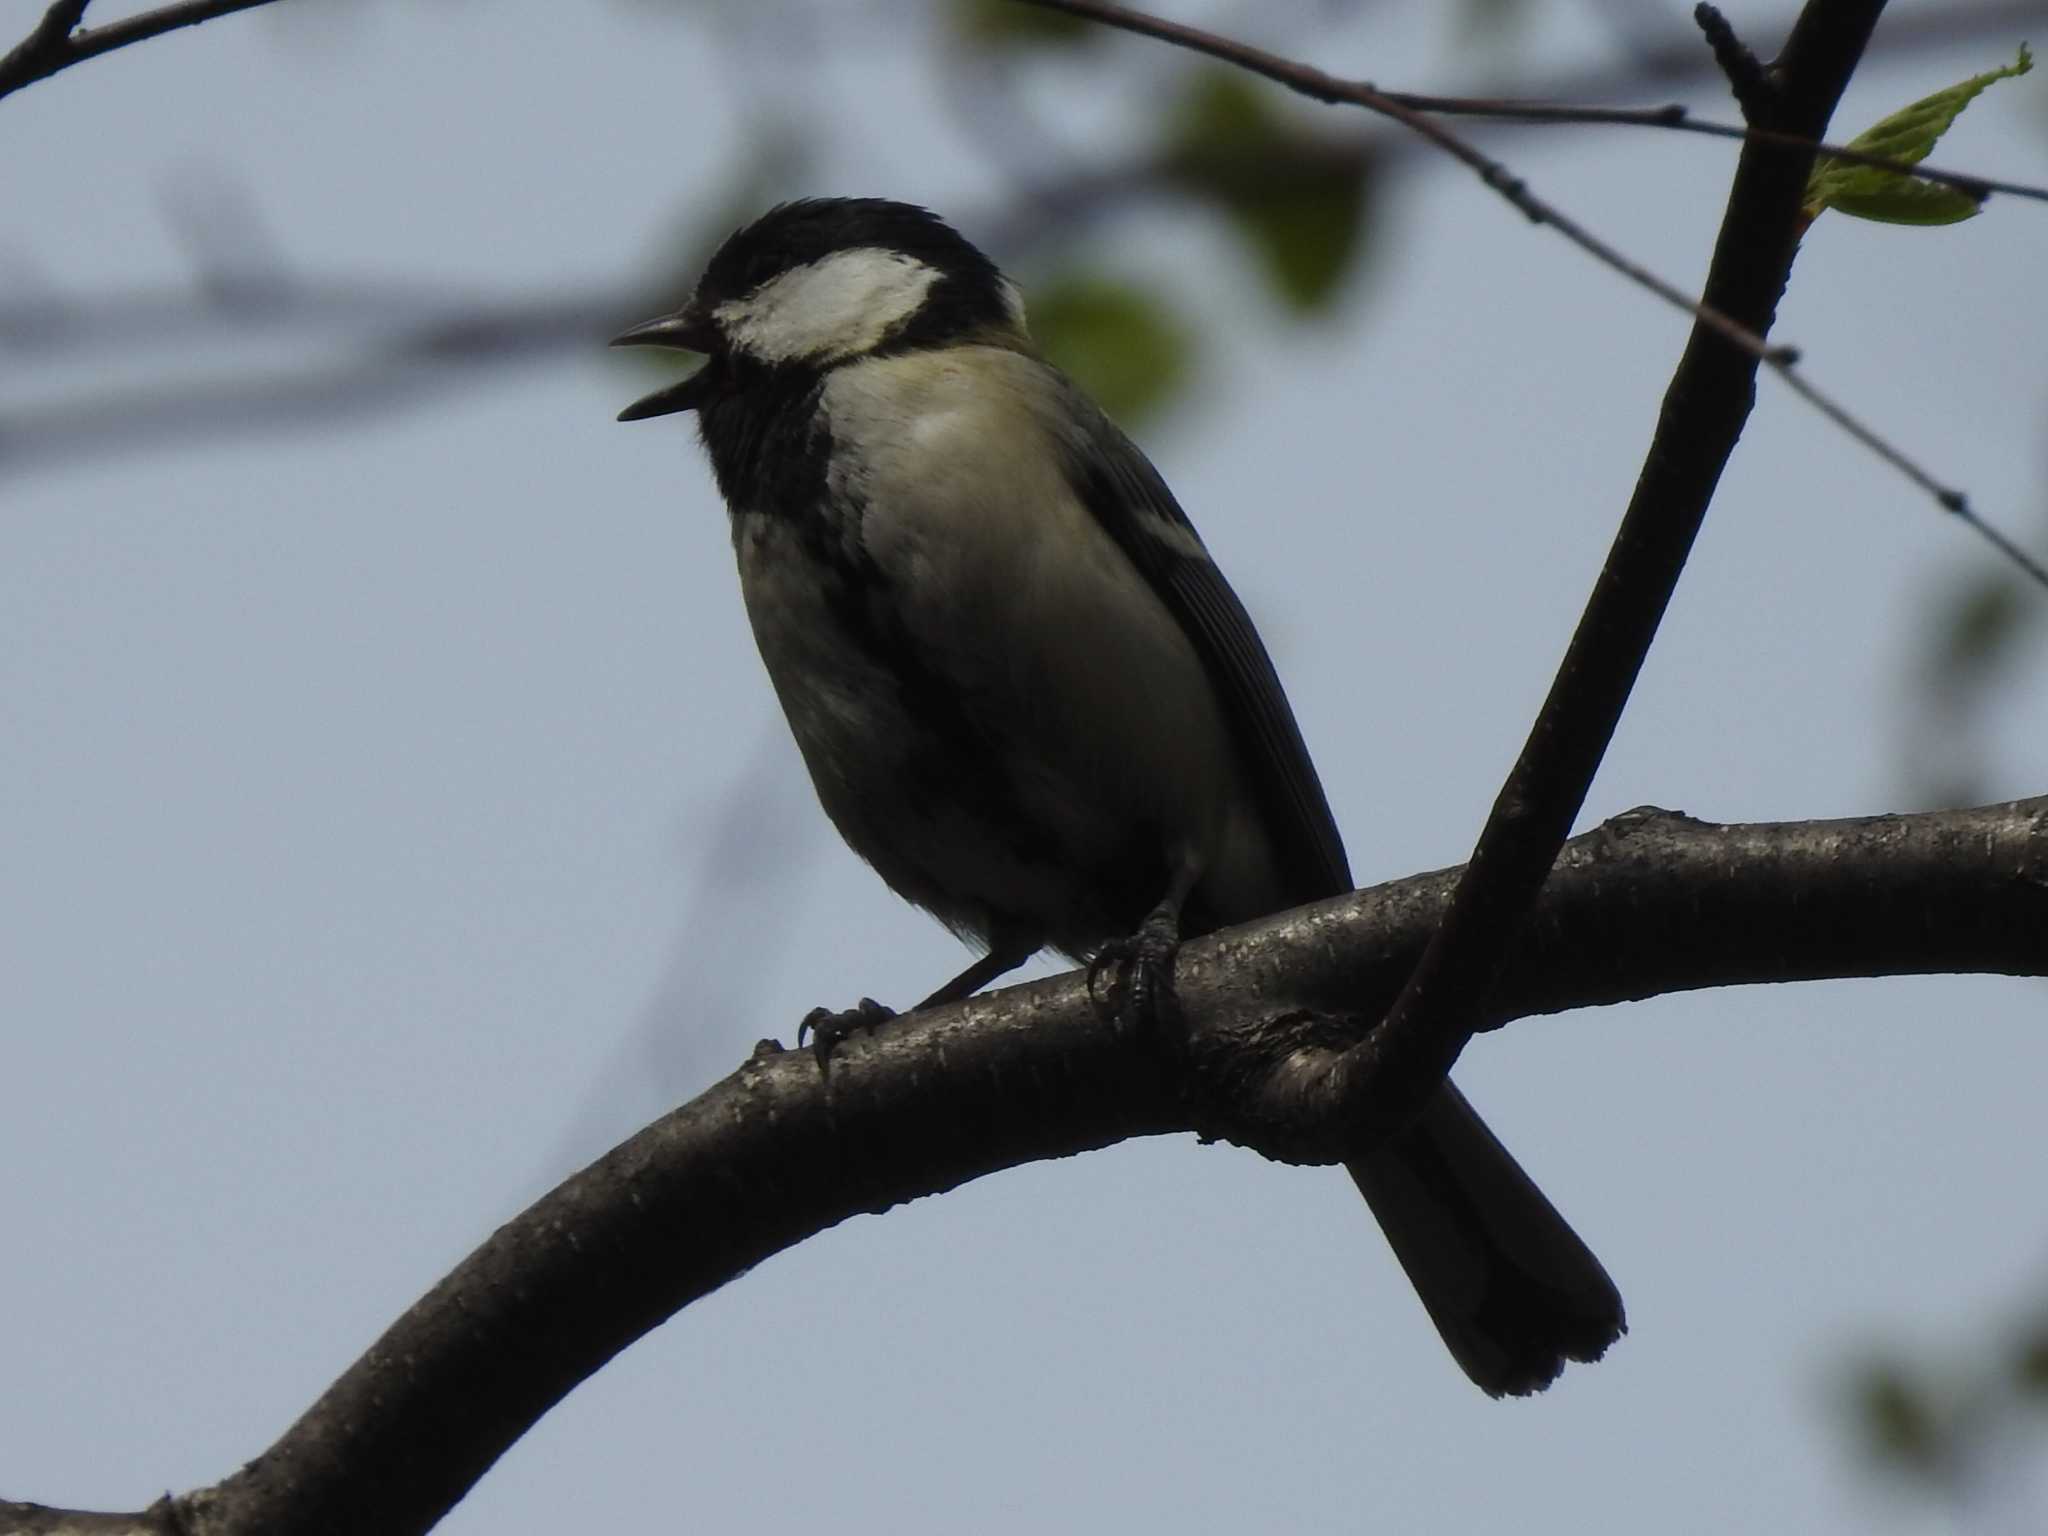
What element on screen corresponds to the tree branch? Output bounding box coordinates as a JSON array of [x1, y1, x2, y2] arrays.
[[1017, 0, 2048, 207], [0, 1504, 175, 1536], [1326, 0, 1890, 1147], [1033, 0, 2047, 572], [1016, 0, 1905, 1147], [1355, 94, 2048, 211], [0, 290, 629, 478], [1020, 0, 1804, 369], [7, 798, 2043, 1536], [0, 0, 282, 103], [6, 2, 2034, 479]]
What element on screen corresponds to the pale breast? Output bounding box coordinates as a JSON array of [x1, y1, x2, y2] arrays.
[[799, 348, 1286, 946]]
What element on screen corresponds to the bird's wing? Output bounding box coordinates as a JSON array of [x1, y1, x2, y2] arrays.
[[1057, 398, 1353, 907]]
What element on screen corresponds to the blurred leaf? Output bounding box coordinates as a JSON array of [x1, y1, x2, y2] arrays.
[[1852, 1362, 1952, 1481], [1458, 0, 1527, 42], [1165, 69, 1376, 312], [2016, 1324, 2048, 1396], [1028, 274, 1192, 426], [1929, 573, 2038, 679], [953, 0, 1096, 48], [1804, 45, 2032, 225], [1240, 177, 1370, 312]]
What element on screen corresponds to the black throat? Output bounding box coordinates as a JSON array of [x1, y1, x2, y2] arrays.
[[692, 355, 833, 520]]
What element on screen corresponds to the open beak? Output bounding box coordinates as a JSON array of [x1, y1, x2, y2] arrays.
[[611, 305, 718, 421]]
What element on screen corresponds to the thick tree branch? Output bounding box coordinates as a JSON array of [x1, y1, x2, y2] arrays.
[[1020, 0, 1909, 1145], [0, 1504, 174, 1536], [7, 799, 2042, 1536], [0, 0, 281, 103], [1327, 0, 1888, 1148]]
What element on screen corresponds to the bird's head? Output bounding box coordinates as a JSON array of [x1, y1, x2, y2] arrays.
[[612, 198, 1026, 421]]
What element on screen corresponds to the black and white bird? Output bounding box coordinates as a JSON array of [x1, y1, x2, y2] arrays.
[[613, 197, 1623, 1396]]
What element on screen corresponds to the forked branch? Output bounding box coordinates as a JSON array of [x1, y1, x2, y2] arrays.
[[5, 798, 2045, 1536]]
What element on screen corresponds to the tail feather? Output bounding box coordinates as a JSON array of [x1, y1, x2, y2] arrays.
[[1348, 1083, 1624, 1397]]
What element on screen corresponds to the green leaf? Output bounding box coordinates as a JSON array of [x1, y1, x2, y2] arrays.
[[1165, 69, 1376, 312], [1027, 274, 1193, 427], [1804, 44, 2032, 225], [1933, 574, 2029, 676], [1238, 174, 1370, 311], [953, 0, 1096, 48], [1850, 1362, 1951, 1481], [2015, 1325, 2048, 1395], [1457, 0, 1529, 43]]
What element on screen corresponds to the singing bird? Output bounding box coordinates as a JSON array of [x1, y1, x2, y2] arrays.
[[614, 198, 1622, 1395]]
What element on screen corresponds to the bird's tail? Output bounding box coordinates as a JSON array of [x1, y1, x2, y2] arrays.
[[1347, 1083, 1624, 1396]]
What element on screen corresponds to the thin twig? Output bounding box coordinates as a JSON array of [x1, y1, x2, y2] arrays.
[[1015, 0, 2045, 592], [1011, 0, 2048, 209], [974, 0, 2042, 253], [1370, 95, 2047, 209], [1775, 358, 2048, 587], [0, 290, 629, 477], [0, 0, 281, 102], [1017, 0, 1802, 369]]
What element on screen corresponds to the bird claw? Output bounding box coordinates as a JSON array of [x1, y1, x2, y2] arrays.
[[796, 996, 897, 1065], [1087, 909, 1183, 1037]]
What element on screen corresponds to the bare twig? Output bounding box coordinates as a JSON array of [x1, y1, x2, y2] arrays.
[[1013, 0, 2048, 208], [7, 797, 2044, 1536], [1772, 366, 2048, 587], [1009, 1, 2042, 578], [978, 0, 2047, 252], [0, 0, 282, 103], [0, 289, 632, 476], [1365, 96, 2047, 210], [1017, 0, 1802, 368], [7, 0, 2037, 485]]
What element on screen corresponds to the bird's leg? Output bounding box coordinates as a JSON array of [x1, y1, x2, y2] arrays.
[[915, 934, 1039, 1010], [1089, 852, 1203, 1035], [798, 929, 1039, 1065]]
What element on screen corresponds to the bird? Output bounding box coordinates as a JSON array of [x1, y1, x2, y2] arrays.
[[612, 197, 1624, 1395]]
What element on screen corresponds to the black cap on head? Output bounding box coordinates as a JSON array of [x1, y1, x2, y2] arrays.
[[696, 198, 1005, 311], [612, 198, 1023, 420]]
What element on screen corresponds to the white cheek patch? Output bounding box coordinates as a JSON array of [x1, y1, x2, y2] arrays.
[[715, 248, 942, 365]]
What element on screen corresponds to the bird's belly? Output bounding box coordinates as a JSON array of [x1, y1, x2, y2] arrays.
[[731, 443, 1284, 955], [732, 512, 1062, 944]]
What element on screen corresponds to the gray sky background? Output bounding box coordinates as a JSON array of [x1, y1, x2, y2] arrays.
[[4, 2, 2046, 1531]]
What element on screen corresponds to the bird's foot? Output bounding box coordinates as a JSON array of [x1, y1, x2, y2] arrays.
[[796, 996, 897, 1066], [1087, 908, 1183, 1037]]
